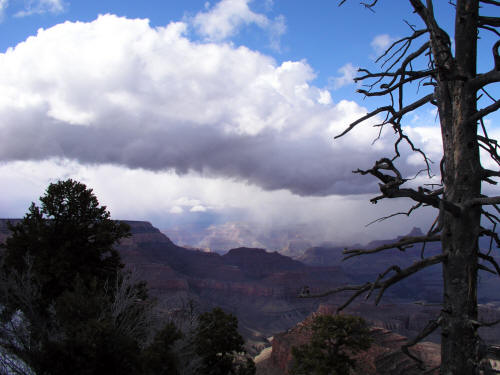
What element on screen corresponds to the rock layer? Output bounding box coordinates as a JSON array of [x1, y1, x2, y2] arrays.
[[264, 311, 440, 375]]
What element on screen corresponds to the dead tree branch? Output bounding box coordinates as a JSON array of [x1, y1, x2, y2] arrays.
[[470, 70, 500, 91], [479, 16, 500, 27], [401, 314, 443, 369], [480, 0, 500, 6], [365, 202, 424, 226], [343, 234, 441, 260], [301, 254, 446, 312], [353, 158, 460, 215], [478, 252, 500, 275], [470, 100, 500, 122], [334, 1, 500, 372], [465, 196, 500, 208]]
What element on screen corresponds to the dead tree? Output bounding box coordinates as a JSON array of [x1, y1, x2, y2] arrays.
[[314, 1, 500, 374]]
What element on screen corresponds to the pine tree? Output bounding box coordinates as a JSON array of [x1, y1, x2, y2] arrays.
[[0, 179, 181, 374], [194, 307, 255, 375], [290, 314, 371, 375]]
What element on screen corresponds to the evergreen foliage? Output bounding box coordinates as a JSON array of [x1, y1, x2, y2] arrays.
[[141, 322, 183, 375], [194, 307, 255, 375], [0, 179, 181, 375], [290, 314, 372, 375], [2, 179, 129, 310]]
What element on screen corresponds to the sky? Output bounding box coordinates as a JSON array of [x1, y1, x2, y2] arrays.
[[0, 0, 499, 249]]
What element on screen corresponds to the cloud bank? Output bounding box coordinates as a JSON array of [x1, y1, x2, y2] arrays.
[[0, 159, 437, 247], [0, 14, 441, 199]]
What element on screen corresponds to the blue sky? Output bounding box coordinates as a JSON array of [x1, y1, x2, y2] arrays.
[[0, 0, 498, 250]]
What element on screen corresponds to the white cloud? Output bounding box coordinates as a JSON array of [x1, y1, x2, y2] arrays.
[[190, 205, 208, 212], [170, 206, 184, 214], [403, 126, 443, 168], [15, 0, 65, 17], [193, 0, 267, 40], [370, 33, 397, 56], [192, 0, 285, 49], [0, 14, 418, 197], [268, 14, 286, 51], [330, 63, 357, 89], [0, 160, 436, 245], [0, 15, 441, 244], [0, 0, 8, 21], [317, 90, 332, 105], [174, 197, 202, 207]]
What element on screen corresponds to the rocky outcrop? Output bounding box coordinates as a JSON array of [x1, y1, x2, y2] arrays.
[[315, 302, 500, 348], [266, 311, 440, 375], [103, 221, 353, 342], [298, 227, 500, 303], [261, 300, 500, 374], [222, 248, 305, 279], [316, 302, 443, 344], [189, 278, 275, 297]]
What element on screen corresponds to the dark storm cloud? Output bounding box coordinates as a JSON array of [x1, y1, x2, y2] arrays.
[[0, 112, 387, 196]]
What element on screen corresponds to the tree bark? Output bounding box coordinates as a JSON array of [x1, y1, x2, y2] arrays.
[[439, 1, 481, 373], [330, 1, 500, 372]]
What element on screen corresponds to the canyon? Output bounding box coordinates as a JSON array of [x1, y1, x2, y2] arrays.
[[2, 219, 500, 373]]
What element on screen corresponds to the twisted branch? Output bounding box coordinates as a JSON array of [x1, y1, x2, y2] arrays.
[[300, 254, 446, 312], [343, 234, 440, 260], [401, 314, 443, 369]]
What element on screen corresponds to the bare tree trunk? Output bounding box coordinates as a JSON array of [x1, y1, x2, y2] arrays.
[[439, 1, 481, 373], [313, 1, 500, 372]]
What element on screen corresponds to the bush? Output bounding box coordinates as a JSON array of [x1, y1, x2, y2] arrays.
[[290, 314, 372, 375], [194, 307, 255, 375]]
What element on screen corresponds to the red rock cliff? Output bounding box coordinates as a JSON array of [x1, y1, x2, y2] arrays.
[[267, 311, 440, 375]]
